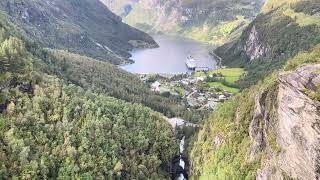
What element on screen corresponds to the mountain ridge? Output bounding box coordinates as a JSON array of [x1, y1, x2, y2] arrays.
[[102, 0, 265, 45], [0, 0, 158, 65]]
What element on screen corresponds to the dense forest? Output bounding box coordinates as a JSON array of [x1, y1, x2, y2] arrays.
[[31, 49, 205, 123], [0, 13, 179, 179]]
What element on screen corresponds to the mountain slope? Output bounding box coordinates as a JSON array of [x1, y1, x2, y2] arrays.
[[214, 0, 320, 87], [102, 0, 264, 45], [100, 0, 137, 16], [0, 10, 178, 179], [190, 44, 320, 179], [190, 0, 320, 178], [0, 0, 158, 64], [34, 49, 204, 122]]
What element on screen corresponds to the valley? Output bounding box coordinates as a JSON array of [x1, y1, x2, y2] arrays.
[[0, 0, 319, 179], [122, 35, 217, 73], [119, 34, 247, 179]]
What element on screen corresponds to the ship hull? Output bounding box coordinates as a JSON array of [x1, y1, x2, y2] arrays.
[[185, 63, 196, 70]]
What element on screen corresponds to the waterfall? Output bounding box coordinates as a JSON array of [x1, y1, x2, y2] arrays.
[[178, 136, 186, 180]]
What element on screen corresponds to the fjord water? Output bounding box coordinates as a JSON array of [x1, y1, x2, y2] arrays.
[[122, 35, 217, 74]]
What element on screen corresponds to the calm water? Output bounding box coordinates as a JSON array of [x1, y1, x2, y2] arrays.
[[122, 35, 217, 74]]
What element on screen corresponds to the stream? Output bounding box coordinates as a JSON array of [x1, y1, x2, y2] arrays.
[[171, 136, 189, 180], [178, 136, 186, 180]]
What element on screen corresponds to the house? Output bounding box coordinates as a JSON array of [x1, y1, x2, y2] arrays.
[[151, 81, 161, 92], [196, 76, 206, 82]]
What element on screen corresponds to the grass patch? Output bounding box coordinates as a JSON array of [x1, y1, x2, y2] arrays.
[[173, 86, 186, 97], [283, 8, 320, 27], [208, 82, 240, 94], [267, 131, 281, 154], [285, 44, 320, 70], [195, 68, 246, 82], [194, 68, 246, 93]]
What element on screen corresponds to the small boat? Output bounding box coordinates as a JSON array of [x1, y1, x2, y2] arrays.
[[186, 56, 196, 70]]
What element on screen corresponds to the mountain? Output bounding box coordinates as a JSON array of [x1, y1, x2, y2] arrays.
[[191, 44, 320, 179], [190, 0, 320, 179], [214, 0, 320, 87], [102, 0, 265, 45], [100, 0, 138, 17], [0, 0, 158, 64]]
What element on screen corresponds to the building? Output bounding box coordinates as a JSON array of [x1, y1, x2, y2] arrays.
[[151, 81, 161, 92]]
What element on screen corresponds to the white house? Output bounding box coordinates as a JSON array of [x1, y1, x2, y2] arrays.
[[151, 81, 161, 92]]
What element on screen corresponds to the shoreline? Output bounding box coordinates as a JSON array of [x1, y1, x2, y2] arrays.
[[119, 34, 220, 75]]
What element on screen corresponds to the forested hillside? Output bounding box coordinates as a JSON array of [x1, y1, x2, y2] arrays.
[[32, 49, 204, 122], [0, 0, 158, 65], [0, 7, 179, 179]]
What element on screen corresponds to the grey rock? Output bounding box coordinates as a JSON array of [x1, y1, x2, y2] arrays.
[[255, 64, 320, 180]]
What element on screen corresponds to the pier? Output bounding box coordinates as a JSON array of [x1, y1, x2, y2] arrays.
[[195, 67, 210, 72]]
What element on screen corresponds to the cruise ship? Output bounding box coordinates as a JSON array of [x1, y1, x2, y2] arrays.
[[186, 56, 196, 70]]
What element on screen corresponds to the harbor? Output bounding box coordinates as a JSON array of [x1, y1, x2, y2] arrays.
[[122, 35, 217, 74]]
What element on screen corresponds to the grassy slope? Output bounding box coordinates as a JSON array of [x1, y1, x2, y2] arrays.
[[194, 68, 246, 93], [190, 43, 320, 179], [184, 16, 251, 45]]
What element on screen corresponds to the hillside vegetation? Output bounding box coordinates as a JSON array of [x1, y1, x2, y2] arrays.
[[190, 0, 320, 178], [32, 49, 205, 123], [0, 8, 179, 179], [214, 0, 320, 88], [104, 0, 264, 45], [191, 43, 320, 179]]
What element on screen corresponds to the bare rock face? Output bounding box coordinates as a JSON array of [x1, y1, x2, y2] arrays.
[[249, 90, 268, 161], [244, 25, 270, 61], [255, 64, 320, 179], [276, 65, 320, 179]]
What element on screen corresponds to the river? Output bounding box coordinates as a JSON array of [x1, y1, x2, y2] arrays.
[[122, 35, 217, 74]]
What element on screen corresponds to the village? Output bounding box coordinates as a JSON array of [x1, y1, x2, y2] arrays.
[[139, 67, 245, 111]]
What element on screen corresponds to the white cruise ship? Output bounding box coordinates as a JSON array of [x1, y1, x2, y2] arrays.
[[186, 56, 196, 70]]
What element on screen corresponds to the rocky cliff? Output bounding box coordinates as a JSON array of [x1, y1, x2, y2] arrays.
[[255, 64, 320, 179], [0, 0, 158, 64], [215, 0, 320, 66]]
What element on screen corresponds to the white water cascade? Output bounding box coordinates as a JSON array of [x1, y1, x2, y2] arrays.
[[178, 136, 186, 180]]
